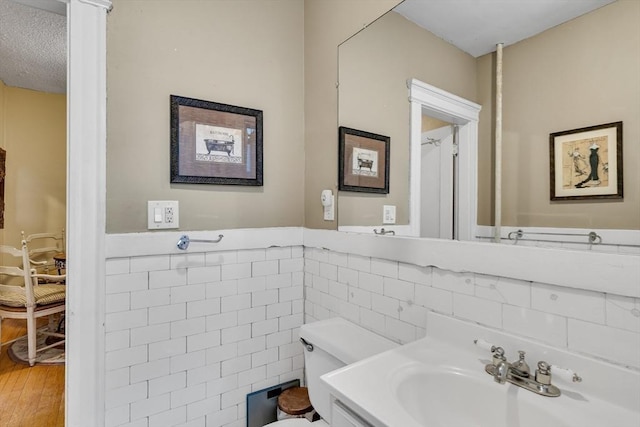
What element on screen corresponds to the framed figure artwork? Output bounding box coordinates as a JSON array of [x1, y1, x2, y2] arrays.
[[170, 95, 263, 186], [550, 121, 623, 201], [338, 126, 390, 194]]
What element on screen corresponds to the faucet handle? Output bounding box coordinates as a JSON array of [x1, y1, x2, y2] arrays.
[[535, 361, 552, 385], [492, 346, 506, 366], [537, 361, 550, 373]]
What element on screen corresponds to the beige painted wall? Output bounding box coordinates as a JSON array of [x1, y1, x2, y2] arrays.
[[477, 0, 640, 229], [338, 11, 476, 226], [0, 85, 66, 250], [303, 0, 400, 229], [105, 0, 638, 233], [106, 0, 304, 233]]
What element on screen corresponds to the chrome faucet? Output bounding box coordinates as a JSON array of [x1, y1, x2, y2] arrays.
[[490, 347, 509, 384], [484, 347, 564, 397], [492, 349, 531, 384]]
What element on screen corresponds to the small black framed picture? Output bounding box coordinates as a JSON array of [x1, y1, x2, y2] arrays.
[[338, 126, 390, 194]]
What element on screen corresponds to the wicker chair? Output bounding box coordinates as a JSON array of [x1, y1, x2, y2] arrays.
[[0, 240, 66, 366]]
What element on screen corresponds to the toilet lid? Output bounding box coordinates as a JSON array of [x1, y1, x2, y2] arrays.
[[278, 387, 312, 415]]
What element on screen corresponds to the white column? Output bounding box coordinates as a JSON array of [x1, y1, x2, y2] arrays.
[[66, 0, 111, 425]]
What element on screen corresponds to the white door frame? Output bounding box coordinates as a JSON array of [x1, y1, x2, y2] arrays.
[[408, 78, 481, 240], [66, 0, 111, 425]]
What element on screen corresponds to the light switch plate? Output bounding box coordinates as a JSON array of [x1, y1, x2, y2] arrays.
[[148, 201, 179, 229], [323, 195, 335, 221], [383, 205, 396, 224]]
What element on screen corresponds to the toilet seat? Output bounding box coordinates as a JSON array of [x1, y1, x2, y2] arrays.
[[264, 418, 329, 427]]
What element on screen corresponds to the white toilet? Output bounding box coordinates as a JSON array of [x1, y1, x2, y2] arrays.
[[266, 317, 398, 426]]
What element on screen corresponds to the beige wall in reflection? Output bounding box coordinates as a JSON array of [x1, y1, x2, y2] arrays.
[[303, 0, 402, 229], [476, 0, 639, 229], [334, 0, 638, 231], [337, 11, 477, 227]]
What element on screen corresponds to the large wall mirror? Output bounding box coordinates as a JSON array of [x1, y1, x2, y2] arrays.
[[337, 5, 478, 238], [337, 0, 639, 245]]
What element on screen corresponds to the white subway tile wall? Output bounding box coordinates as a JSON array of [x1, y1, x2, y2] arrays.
[[105, 240, 639, 427], [304, 247, 640, 371], [105, 246, 305, 427]]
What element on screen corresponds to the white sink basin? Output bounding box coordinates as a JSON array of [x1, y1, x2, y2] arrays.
[[321, 313, 640, 427], [391, 364, 569, 427]]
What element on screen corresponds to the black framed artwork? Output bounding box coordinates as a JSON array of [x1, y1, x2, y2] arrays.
[[550, 121, 622, 201], [170, 95, 263, 186], [338, 126, 390, 194]]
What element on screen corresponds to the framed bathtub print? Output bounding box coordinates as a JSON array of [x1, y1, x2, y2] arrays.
[[549, 121, 623, 201], [338, 126, 390, 194], [170, 95, 263, 186]]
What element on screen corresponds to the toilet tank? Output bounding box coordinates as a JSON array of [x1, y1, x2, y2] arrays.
[[299, 318, 398, 423]]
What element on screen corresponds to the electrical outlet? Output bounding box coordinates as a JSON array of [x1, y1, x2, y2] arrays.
[[148, 201, 179, 229]]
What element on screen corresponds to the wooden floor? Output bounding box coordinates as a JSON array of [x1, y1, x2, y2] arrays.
[[0, 318, 65, 427]]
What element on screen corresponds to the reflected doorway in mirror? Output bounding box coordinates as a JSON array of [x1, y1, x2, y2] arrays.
[[408, 79, 482, 240], [421, 124, 456, 239]]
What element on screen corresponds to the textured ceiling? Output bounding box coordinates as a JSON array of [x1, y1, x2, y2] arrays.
[[0, 0, 66, 94], [394, 0, 617, 58]]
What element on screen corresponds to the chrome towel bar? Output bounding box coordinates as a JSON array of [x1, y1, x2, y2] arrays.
[[176, 234, 224, 250], [508, 229, 601, 244]]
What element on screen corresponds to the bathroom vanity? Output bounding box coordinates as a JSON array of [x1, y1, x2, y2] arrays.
[[322, 312, 640, 427]]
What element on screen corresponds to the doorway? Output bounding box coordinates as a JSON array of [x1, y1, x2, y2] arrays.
[[0, 0, 67, 424], [420, 123, 456, 238], [408, 78, 482, 240]]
